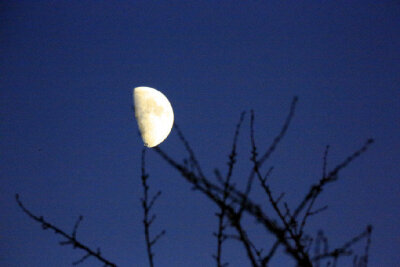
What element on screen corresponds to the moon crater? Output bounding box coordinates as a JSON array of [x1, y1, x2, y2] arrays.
[[133, 86, 174, 147]]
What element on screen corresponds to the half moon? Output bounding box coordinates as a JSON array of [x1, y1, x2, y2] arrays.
[[133, 86, 174, 147]]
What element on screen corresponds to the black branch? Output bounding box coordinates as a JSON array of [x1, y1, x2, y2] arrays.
[[16, 96, 375, 267], [153, 97, 374, 267], [141, 148, 165, 267], [213, 111, 245, 267], [15, 194, 117, 267]]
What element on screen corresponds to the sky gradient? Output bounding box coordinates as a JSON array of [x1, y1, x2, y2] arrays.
[[1, 1, 399, 266]]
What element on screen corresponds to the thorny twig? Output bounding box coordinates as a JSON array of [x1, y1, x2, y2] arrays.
[[298, 146, 331, 237], [154, 136, 309, 266], [15, 194, 117, 266], [250, 109, 310, 266], [239, 97, 299, 220], [293, 138, 374, 220], [141, 148, 165, 267], [16, 96, 375, 267], [213, 111, 245, 267], [154, 97, 374, 267], [313, 225, 373, 266], [353, 224, 372, 267], [172, 121, 261, 267]]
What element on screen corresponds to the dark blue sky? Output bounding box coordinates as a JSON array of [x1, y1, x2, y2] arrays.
[[1, 1, 399, 266]]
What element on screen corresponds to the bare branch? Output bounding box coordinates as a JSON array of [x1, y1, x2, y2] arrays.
[[294, 139, 374, 220], [322, 145, 330, 179], [153, 98, 373, 267], [174, 123, 205, 179], [214, 111, 246, 267], [72, 215, 83, 239], [141, 148, 165, 267], [154, 137, 312, 266], [254, 96, 298, 172], [15, 194, 117, 267], [313, 226, 372, 264]]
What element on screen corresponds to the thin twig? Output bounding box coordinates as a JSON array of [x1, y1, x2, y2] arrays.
[[294, 139, 374, 220], [312, 226, 372, 263], [250, 109, 311, 266], [154, 142, 310, 266], [254, 97, 298, 173], [214, 111, 246, 267], [243, 97, 298, 214], [141, 148, 165, 267], [15, 194, 117, 266], [174, 123, 205, 179], [153, 99, 373, 267]]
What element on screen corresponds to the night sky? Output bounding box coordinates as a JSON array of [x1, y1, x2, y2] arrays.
[[1, 1, 399, 266]]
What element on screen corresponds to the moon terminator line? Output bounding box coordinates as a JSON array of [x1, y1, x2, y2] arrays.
[[133, 86, 174, 147]]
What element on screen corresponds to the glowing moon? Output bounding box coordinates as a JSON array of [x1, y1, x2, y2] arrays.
[[133, 86, 174, 147]]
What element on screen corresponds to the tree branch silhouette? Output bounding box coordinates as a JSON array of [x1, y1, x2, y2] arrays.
[[312, 225, 372, 267], [15, 194, 117, 267], [140, 148, 165, 267], [16, 96, 374, 266], [213, 111, 245, 267], [153, 97, 373, 267]]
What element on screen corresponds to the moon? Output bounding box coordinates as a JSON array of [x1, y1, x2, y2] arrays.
[[133, 86, 174, 147]]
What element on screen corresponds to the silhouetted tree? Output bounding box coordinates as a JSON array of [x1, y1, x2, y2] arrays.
[[16, 97, 373, 266]]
